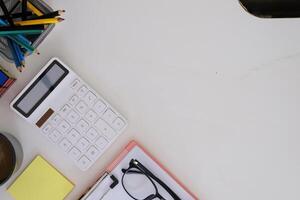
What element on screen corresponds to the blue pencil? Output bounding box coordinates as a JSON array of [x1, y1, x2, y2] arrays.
[[0, 18, 32, 43], [11, 39, 25, 66], [7, 38, 22, 72], [0, 18, 33, 53]]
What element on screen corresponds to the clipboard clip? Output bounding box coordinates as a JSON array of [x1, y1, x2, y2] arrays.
[[109, 174, 118, 189], [79, 172, 119, 200]]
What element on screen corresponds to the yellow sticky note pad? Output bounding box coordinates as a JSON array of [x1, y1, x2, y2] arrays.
[[7, 156, 74, 200]]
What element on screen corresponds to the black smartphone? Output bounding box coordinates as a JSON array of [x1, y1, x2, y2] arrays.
[[239, 0, 300, 18]]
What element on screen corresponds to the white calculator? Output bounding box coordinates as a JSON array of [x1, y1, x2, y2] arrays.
[[10, 58, 128, 170]]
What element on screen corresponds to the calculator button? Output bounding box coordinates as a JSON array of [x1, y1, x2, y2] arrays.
[[84, 91, 97, 106], [76, 101, 88, 114], [86, 128, 99, 141], [95, 136, 108, 149], [78, 85, 88, 97], [112, 117, 126, 131], [52, 114, 62, 125], [86, 146, 100, 160], [85, 110, 98, 123], [69, 147, 81, 160], [57, 120, 71, 133], [76, 138, 90, 151], [67, 129, 81, 144], [48, 130, 62, 143], [42, 124, 52, 135], [76, 120, 89, 133], [71, 79, 81, 90], [69, 95, 80, 106], [67, 110, 80, 124], [93, 100, 107, 114], [102, 109, 117, 124], [59, 138, 72, 152], [95, 118, 116, 140], [60, 105, 71, 116], [77, 156, 91, 170]]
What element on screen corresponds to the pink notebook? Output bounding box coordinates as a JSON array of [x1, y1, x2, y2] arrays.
[[80, 140, 198, 200]]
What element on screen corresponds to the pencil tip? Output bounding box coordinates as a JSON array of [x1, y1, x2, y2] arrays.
[[58, 18, 65, 22]]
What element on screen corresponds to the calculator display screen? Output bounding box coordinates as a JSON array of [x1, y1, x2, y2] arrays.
[[13, 60, 69, 118]]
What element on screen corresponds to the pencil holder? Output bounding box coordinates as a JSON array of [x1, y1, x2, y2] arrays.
[[0, 0, 54, 62]]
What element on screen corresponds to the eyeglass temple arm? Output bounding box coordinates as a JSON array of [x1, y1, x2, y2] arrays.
[[135, 161, 181, 200], [145, 194, 157, 200], [122, 169, 144, 174]]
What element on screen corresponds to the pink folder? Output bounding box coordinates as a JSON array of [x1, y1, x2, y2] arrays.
[[81, 140, 199, 200]]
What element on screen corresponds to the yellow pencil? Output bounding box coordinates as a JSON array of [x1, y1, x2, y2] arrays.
[[27, 1, 43, 16], [19, 0, 43, 16], [15, 18, 64, 26]]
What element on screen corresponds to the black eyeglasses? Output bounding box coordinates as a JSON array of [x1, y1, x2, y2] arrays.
[[121, 159, 181, 200]]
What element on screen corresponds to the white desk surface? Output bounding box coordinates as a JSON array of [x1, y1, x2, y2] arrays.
[[1, 0, 300, 199]]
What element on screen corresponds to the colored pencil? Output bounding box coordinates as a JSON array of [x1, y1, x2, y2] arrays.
[[0, 18, 35, 53], [0, 25, 45, 31], [0, 30, 43, 36], [0, 18, 32, 44], [10, 35, 35, 53], [11, 39, 25, 66], [0, 0, 14, 26], [7, 38, 22, 71], [25, 1, 43, 16], [0, 0, 65, 71], [0, 11, 32, 19], [30, 10, 65, 20], [22, 0, 27, 20], [1, 33, 35, 53], [14, 17, 64, 26]]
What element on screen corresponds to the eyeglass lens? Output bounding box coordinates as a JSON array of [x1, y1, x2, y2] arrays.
[[123, 169, 158, 200]]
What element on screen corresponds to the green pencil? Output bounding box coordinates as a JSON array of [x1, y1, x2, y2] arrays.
[[0, 29, 43, 36], [7, 35, 35, 53]]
